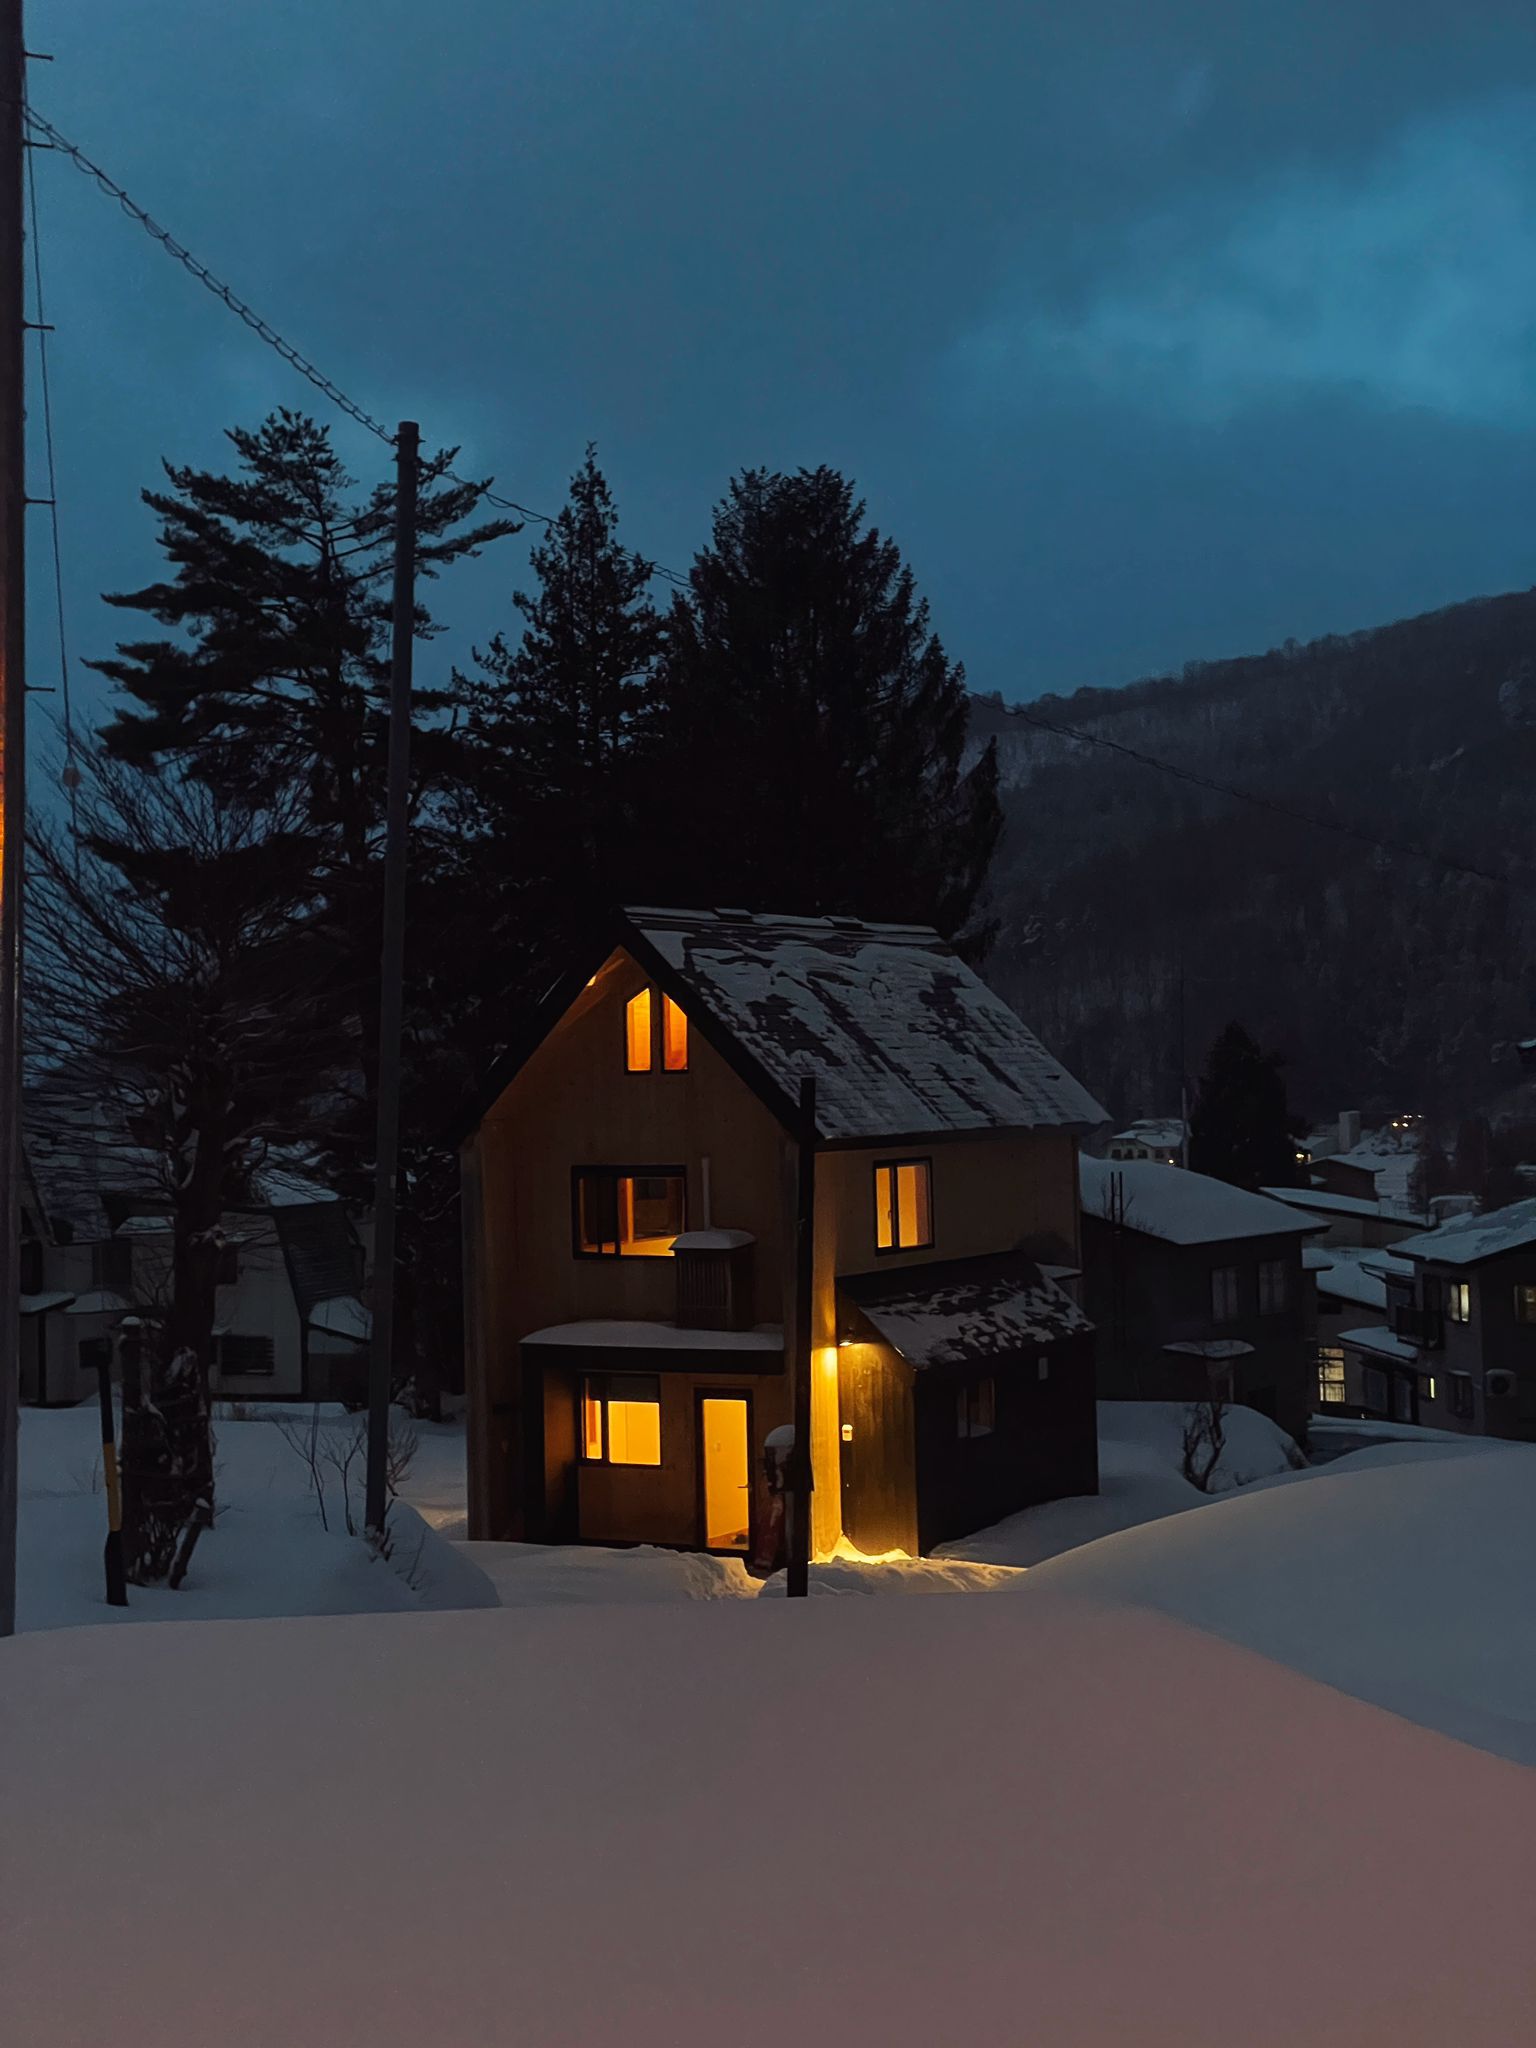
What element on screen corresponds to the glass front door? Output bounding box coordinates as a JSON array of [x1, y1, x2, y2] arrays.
[[699, 1395, 751, 1551]]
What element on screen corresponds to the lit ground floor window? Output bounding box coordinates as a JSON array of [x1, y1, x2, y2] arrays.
[[1318, 1347, 1347, 1405]]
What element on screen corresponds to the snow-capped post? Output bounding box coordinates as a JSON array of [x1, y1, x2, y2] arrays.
[[95, 1345, 127, 1607], [786, 1075, 816, 1598], [0, 0, 23, 1640], [365, 420, 420, 1547]]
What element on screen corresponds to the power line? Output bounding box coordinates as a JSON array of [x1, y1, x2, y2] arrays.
[[1003, 703, 1514, 890], [28, 106, 695, 591]]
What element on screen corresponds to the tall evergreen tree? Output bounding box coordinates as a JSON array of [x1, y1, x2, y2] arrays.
[[1188, 1021, 1301, 1190], [452, 447, 664, 978], [649, 467, 1000, 940]]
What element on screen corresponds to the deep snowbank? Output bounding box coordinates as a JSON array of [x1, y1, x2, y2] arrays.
[[3, 1592, 1533, 2048]]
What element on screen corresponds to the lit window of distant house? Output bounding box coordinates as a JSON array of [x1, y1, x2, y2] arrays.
[[1446, 1281, 1472, 1324], [1450, 1373, 1475, 1419], [1419, 1373, 1437, 1402], [1258, 1258, 1290, 1315], [956, 1377, 996, 1439], [1318, 1348, 1347, 1404], [1515, 1285, 1536, 1325], [874, 1159, 933, 1253], [662, 994, 689, 1071], [574, 1168, 685, 1257], [1210, 1265, 1241, 1323], [625, 989, 653, 1071], [580, 1373, 662, 1466]]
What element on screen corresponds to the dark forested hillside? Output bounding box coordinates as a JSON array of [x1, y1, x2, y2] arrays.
[[976, 587, 1536, 1129]]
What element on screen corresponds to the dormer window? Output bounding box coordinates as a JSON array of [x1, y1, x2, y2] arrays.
[[874, 1158, 933, 1253], [624, 988, 689, 1073]]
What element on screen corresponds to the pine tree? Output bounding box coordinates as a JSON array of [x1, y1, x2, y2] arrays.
[[453, 447, 664, 979], [648, 466, 1000, 940], [1188, 1021, 1300, 1190]]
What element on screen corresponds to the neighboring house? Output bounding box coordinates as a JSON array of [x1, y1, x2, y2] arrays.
[[1335, 1198, 1536, 1440], [1080, 1157, 1320, 1444], [20, 1088, 369, 1405], [1259, 1184, 1426, 1251], [460, 908, 1105, 1561], [1104, 1118, 1185, 1167], [1309, 1245, 1417, 1419]]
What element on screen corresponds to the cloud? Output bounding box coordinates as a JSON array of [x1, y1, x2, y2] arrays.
[[960, 92, 1536, 426]]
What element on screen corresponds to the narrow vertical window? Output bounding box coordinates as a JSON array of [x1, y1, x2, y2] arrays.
[[582, 1383, 605, 1461], [874, 1159, 934, 1252], [662, 995, 689, 1071], [625, 989, 653, 1071]]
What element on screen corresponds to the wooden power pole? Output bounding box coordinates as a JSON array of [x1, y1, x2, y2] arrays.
[[0, 0, 25, 1639], [364, 420, 418, 1543]]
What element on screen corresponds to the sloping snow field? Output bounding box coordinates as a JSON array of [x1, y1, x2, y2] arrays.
[[5, 1590, 1534, 2048]]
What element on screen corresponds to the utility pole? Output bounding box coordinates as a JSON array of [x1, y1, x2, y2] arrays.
[[0, 0, 25, 1639], [786, 1076, 816, 1598], [364, 420, 418, 1543]]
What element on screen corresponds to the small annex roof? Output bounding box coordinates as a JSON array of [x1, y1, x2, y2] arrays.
[[521, 1319, 783, 1353], [1393, 1198, 1536, 1268], [623, 908, 1106, 1143], [1082, 1157, 1320, 1247], [838, 1251, 1090, 1369], [1311, 1248, 1389, 1313], [1338, 1324, 1420, 1365]]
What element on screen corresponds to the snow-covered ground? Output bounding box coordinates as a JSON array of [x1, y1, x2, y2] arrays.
[[5, 1583, 1534, 2047]]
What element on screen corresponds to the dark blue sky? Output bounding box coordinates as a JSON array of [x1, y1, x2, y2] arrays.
[[25, 0, 1536, 773]]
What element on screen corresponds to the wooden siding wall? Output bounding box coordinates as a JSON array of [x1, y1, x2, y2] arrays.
[[465, 948, 793, 1539], [836, 1340, 918, 1555]]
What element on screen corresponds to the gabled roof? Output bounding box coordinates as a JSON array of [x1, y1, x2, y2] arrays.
[[1393, 1198, 1536, 1267], [469, 907, 1106, 1145], [838, 1252, 1091, 1368], [1258, 1185, 1411, 1223], [1082, 1157, 1320, 1247], [625, 908, 1105, 1142]]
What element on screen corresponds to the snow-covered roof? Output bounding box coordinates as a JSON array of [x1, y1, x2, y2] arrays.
[[308, 1295, 371, 1341], [1339, 1325, 1420, 1365], [522, 1319, 784, 1352], [1082, 1158, 1320, 1246], [20, 1291, 75, 1315], [1312, 1249, 1389, 1312], [839, 1251, 1090, 1368], [64, 1289, 129, 1317], [1162, 1339, 1254, 1360], [627, 908, 1106, 1141], [1110, 1118, 1185, 1149], [670, 1229, 755, 1252], [1394, 1197, 1536, 1268], [1259, 1185, 1399, 1221]]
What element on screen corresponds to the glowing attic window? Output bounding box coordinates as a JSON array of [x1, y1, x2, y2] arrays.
[[662, 994, 689, 1071], [625, 989, 652, 1071], [874, 1159, 933, 1252]]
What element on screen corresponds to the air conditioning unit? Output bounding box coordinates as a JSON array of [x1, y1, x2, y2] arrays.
[[1485, 1368, 1517, 1399]]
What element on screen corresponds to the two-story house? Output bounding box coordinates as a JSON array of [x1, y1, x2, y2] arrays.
[[1103, 1118, 1185, 1167], [460, 908, 1106, 1560], [1336, 1198, 1536, 1439], [1080, 1158, 1321, 1443]]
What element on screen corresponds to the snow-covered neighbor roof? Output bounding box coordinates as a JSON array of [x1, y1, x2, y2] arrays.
[[1312, 1247, 1391, 1312], [522, 1319, 784, 1352], [1162, 1339, 1254, 1359], [627, 908, 1106, 1141], [307, 1295, 371, 1341], [1082, 1157, 1319, 1246], [1259, 1184, 1399, 1221], [670, 1229, 755, 1251], [1339, 1325, 1420, 1365], [838, 1251, 1090, 1368], [1394, 1196, 1536, 1267], [1110, 1117, 1185, 1149]]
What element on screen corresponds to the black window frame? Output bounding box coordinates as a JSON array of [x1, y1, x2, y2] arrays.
[[1514, 1284, 1536, 1327], [1445, 1279, 1472, 1325], [571, 1164, 687, 1260], [1209, 1263, 1241, 1324], [579, 1372, 663, 1465], [1257, 1257, 1290, 1316], [216, 1333, 275, 1378], [955, 1375, 996, 1440], [1450, 1372, 1475, 1419], [872, 1156, 935, 1256]]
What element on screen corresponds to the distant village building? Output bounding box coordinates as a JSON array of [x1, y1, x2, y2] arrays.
[[1079, 1158, 1320, 1444], [459, 909, 1105, 1561], [1258, 1184, 1424, 1252], [1104, 1118, 1185, 1167], [1333, 1198, 1536, 1440]]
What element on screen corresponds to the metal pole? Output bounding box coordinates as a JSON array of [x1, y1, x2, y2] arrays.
[[786, 1075, 816, 1598], [95, 1346, 126, 1606], [364, 420, 418, 1541], [0, 0, 25, 1639]]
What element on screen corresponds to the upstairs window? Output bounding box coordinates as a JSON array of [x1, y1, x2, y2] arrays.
[[1446, 1280, 1472, 1325], [624, 988, 689, 1073], [1210, 1265, 1241, 1323], [1450, 1372, 1475, 1419], [625, 989, 653, 1071], [574, 1167, 686, 1258], [875, 1159, 933, 1253], [581, 1373, 662, 1465], [1515, 1285, 1536, 1326], [1258, 1258, 1290, 1315], [216, 1334, 275, 1377]]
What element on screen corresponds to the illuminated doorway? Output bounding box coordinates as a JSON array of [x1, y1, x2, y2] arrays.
[[697, 1394, 752, 1551]]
